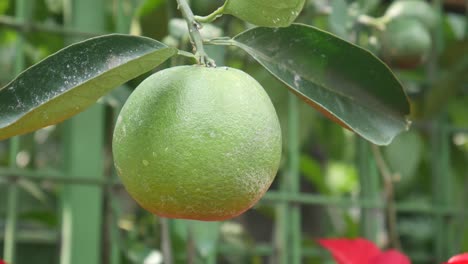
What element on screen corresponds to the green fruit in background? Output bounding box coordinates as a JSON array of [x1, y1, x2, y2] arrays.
[[224, 0, 305, 27], [384, 0, 438, 29], [113, 65, 282, 221], [380, 18, 432, 69]]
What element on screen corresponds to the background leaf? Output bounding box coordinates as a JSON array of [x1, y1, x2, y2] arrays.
[[231, 24, 410, 145], [0, 0, 8, 15], [0, 34, 177, 140], [383, 130, 423, 194], [190, 221, 221, 259]]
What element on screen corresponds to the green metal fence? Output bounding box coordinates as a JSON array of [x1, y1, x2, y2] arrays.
[[1, 0, 467, 264]]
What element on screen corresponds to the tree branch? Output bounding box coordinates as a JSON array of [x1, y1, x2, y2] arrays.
[[371, 144, 402, 250], [175, 0, 215, 66]]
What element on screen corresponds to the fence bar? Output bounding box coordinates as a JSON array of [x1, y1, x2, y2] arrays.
[[262, 192, 463, 215], [273, 164, 289, 263], [287, 93, 301, 263], [0, 169, 119, 186], [273, 98, 291, 263], [0, 15, 102, 37], [59, 1, 106, 264], [0, 166, 463, 215], [2, 0, 29, 262], [356, 139, 381, 243], [3, 137, 20, 263], [432, 117, 453, 262], [108, 106, 123, 264], [3, 181, 18, 264]]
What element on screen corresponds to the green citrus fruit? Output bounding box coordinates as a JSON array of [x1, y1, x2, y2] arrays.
[[223, 0, 305, 27], [383, 0, 438, 29], [380, 18, 431, 68], [112, 65, 282, 221]]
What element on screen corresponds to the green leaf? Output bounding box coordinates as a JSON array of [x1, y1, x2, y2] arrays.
[[20, 210, 58, 228], [231, 24, 410, 145], [18, 178, 52, 207], [0, 0, 9, 15], [0, 34, 177, 140], [383, 130, 423, 192], [300, 155, 327, 193], [190, 221, 221, 259], [325, 161, 358, 195], [170, 219, 189, 262]]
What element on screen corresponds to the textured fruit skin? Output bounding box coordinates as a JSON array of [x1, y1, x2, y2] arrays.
[[113, 66, 282, 221], [380, 18, 431, 68], [384, 0, 438, 29], [224, 0, 305, 27]]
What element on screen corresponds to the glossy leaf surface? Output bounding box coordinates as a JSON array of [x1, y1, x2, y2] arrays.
[[232, 24, 410, 145], [0, 34, 177, 140]]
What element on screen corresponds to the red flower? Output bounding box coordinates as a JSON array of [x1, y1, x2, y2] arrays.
[[369, 250, 411, 264], [318, 238, 411, 264], [445, 253, 468, 264], [0, 259, 6, 264]]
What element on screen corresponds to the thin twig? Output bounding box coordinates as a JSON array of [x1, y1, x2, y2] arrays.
[[371, 144, 402, 250], [187, 223, 196, 264], [0, 15, 102, 37], [175, 0, 215, 66], [454, 174, 468, 251]]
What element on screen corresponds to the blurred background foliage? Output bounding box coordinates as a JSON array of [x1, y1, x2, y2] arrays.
[[0, 0, 467, 263]]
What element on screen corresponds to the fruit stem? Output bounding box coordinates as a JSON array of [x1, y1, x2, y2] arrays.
[[194, 0, 228, 24], [203, 37, 234, 46], [370, 144, 402, 251], [177, 50, 198, 61], [176, 0, 216, 67]]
